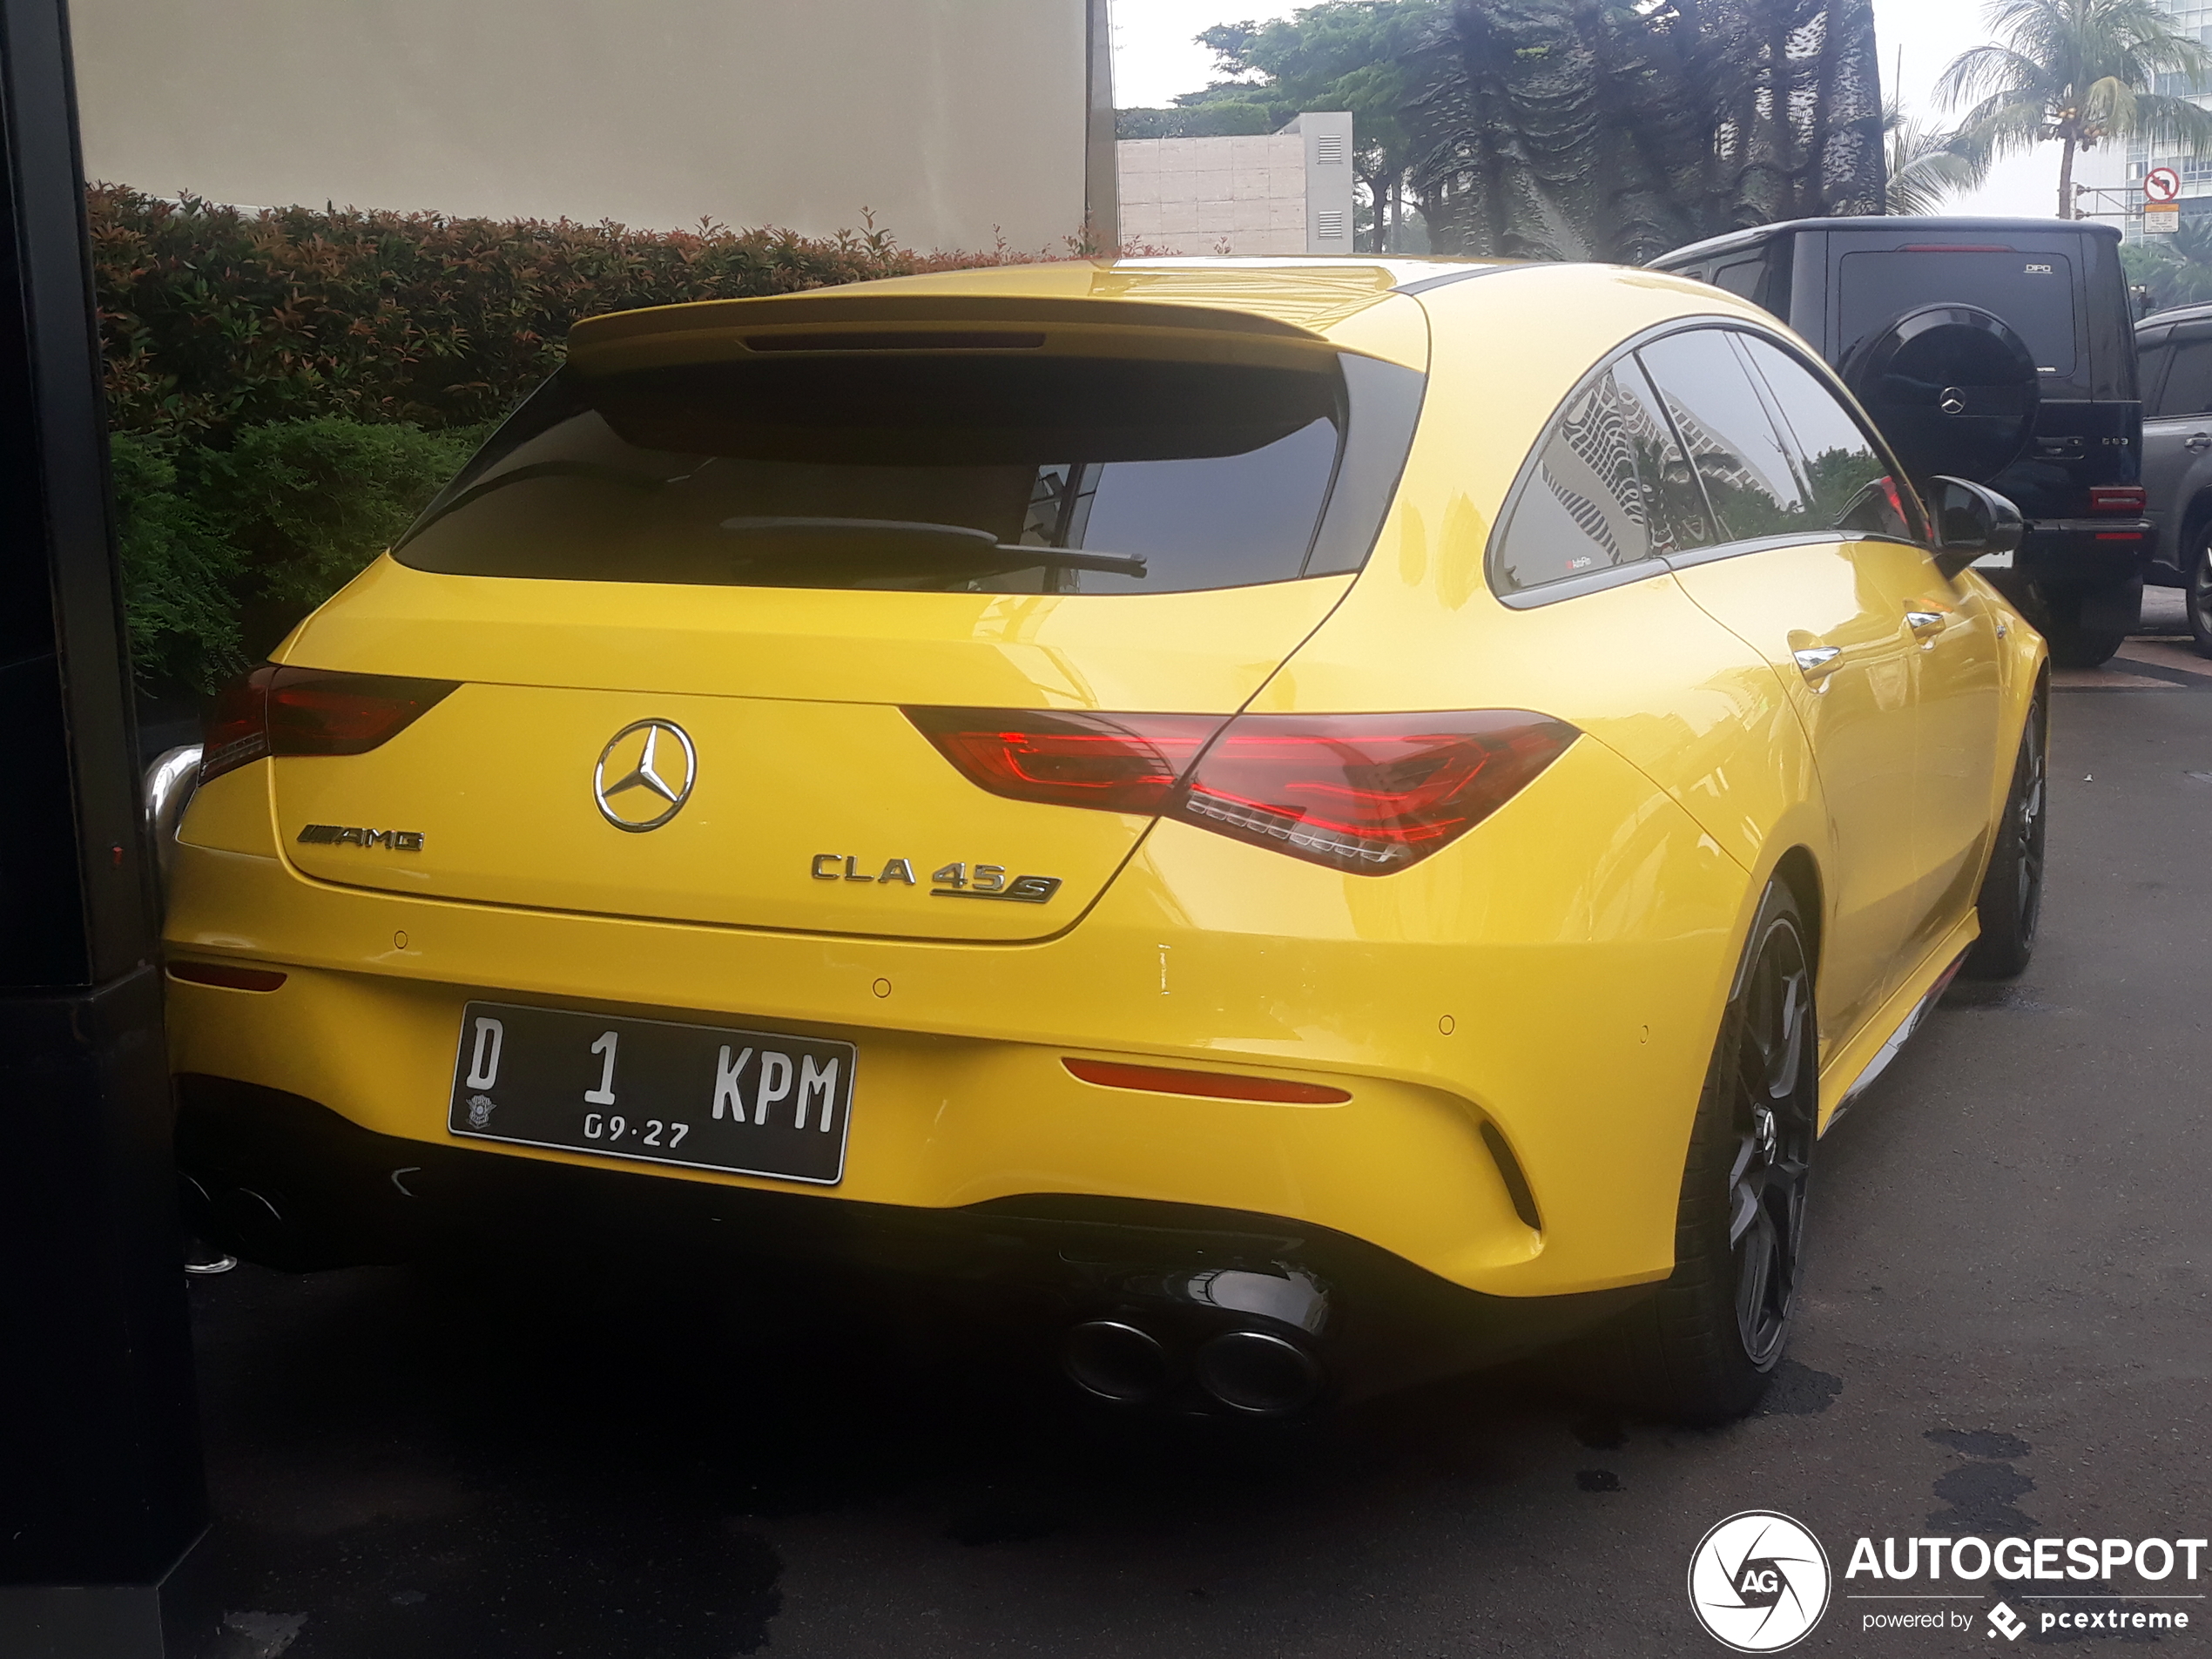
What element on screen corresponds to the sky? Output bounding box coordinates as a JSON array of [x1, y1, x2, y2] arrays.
[[1109, 0, 2067, 219]]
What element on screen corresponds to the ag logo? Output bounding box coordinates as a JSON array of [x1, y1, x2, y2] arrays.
[[1688, 1511, 1831, 1651]]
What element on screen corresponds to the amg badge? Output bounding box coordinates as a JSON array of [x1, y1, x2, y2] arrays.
[[298, 825, 425, 852]]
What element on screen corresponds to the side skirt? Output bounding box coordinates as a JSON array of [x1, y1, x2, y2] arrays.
[[1817, 916, 1978, 1136]]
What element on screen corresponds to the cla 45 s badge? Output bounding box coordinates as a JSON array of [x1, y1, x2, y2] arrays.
[[809, 854, 1063, 904]]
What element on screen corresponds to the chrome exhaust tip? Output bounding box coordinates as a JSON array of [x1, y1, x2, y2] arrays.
[[1193, 1328, 1323, 1415], [1061, 1318, 1173, 1404]]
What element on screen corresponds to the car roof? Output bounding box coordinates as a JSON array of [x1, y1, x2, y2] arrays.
[[2139, 300, 2212, 331], [1654, 215, 2122, 267]]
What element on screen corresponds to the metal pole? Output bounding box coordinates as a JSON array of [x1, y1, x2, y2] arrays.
[[0, 0, 210, 1649]]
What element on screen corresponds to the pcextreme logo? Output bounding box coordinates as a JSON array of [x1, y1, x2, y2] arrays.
[[1689, 1511, 1833, 1652]]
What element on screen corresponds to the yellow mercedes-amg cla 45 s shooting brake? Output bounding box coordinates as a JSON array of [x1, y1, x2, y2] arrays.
[[156, 258, 2047, 1424]]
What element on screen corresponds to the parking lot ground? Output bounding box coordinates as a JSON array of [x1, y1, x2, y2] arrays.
[[179, 630, 2212, 1659]]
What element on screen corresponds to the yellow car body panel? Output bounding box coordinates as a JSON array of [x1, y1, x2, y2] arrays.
[[165, 257, 2047, 1317]]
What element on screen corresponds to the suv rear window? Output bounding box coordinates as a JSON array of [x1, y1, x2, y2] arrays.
[[1839, 250, 2078, 379], [396, 351, 1420, 594]]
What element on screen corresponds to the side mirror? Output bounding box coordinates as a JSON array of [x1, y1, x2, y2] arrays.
[[1926, 475, 2024, 580]]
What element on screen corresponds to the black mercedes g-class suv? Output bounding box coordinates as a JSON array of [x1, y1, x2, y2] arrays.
[[1651, 217, 2148, 666]]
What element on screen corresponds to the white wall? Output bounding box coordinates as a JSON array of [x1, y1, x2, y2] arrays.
[[71, 0, 1103, 253], [1116, 133, 1308, 255]]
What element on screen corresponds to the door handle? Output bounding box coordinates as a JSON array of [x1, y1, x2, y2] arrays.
[[1905, 608, 1946, 642], [2188, 433, 2212, 452], [1791, 644, 1843, 683]]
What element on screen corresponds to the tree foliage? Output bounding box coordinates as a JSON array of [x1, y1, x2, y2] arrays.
[[1939, 0, 2212, 217], [1118, 3, 1446, 249], [2121, 215, 2212, 311], [1885, 100, 1992, 214], [1406, 0, 1886, 264], [89, 185, 1054, 685]]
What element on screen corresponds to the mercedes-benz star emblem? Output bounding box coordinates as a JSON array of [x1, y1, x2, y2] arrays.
[[593, 718, 697, 832], [1939, 385, 1969, 415]]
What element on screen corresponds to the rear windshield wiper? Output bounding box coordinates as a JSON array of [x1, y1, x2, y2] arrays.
[[716, 516, 1148, 578]]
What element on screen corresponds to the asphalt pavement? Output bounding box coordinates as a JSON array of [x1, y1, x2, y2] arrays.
[[179, 603, 2212, 1659]]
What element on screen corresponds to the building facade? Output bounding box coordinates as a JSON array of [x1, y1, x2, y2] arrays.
[[69, 0, 1117, 255], [1115, 112, 1354, 256]]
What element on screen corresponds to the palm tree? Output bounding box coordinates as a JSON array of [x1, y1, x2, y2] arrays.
[[1885, 101, 1992, 212], [1938, 0, 2212, 218]]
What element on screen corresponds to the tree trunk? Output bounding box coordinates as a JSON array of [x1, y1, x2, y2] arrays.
[[2058, 133, 2077, 218]]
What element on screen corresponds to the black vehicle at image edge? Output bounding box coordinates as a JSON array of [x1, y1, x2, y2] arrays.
[[1653, 217, 2148, 666]]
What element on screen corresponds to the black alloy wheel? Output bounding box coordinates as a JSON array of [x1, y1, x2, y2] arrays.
[[1723, 900, 1815, 1369], [1964, 687, 2047, 980], [1574, 880, 1817, 1423], [2189, 533, 2212, 660]]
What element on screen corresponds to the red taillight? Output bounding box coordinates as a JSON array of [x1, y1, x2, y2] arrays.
[[1183, 711, 1580, 871], [1063, 1057, 1351, 1103], [903, 708, 1224, 813], [199, 665, 460, 785], [2090, 486, 2147, 515], [907, 705, 1578, 874]]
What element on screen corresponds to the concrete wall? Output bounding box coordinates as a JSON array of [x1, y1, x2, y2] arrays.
[[70, 0, 1113, 254], [1115, 112, 1355, 257]]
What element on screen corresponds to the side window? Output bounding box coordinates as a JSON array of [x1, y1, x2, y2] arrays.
[[2157, 334, 2212, 417], [2134, 334, 2170, 415], [1636, 329, 1808, 543], [1711, 257, 1764, 300], [1736, 334, 1921, 542], [1492, 356, 1708, 593]]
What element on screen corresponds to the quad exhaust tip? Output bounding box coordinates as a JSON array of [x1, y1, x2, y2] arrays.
[[1061, 1318, 1325, 1415], [1193, 1328, 1324, 1416], [1062, 1319, 1174, 1405]]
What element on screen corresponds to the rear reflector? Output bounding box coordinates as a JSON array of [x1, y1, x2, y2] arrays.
[[2089, 486, 2148, 514], [167, 961, 287, 992], [909, 705, 1578, 873], [202, 665, 461, 784], [1063, 1057, 1351, 1103]]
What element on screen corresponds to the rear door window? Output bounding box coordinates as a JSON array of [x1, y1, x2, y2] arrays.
[[1838, 250, 2078, 380], [1490, 355, 1710, 593], [1735, 334, 1921, 541], [2155, 333, 2212, 416], [397, 351, 1420, 595], [1635, 329, 1809, 542], [2137, 338, 2173, 413]]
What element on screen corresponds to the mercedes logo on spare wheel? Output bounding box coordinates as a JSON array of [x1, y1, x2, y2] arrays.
[[593, 718, 697, 832]]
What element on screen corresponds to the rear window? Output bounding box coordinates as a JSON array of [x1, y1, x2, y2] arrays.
[[395, 351, 1421, 594], [1838, 250, 2078, 379]]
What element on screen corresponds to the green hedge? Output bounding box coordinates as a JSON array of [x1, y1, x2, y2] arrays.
[[91, 185, 1039, 685]]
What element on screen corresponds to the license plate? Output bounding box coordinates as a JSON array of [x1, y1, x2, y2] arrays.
[[447, 1001, 855, 1184]]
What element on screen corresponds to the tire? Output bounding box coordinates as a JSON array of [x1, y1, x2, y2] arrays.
[[1963, 685, 2047, 981], [2188, 530, 2212, 660], [2039, 576, 2141, 669], [1578, 880, 1817, 1425]]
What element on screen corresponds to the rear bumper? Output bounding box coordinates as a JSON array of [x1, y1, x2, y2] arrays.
[[162, 734, 1752, 1302], [175, 1074, 1647, 1400], [1999, 520, 2153, 586]]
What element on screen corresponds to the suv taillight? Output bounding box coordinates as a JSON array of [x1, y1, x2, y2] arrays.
[[200, 665, 461, 784], [2090, 486, 2147, 515], [907, 707, 1578, 873]]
